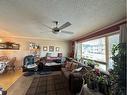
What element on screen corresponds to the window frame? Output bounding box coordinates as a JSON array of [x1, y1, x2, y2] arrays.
[[81, 31, 120, 70]]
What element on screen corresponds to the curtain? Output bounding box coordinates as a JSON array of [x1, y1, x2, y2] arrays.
[[74, 41, 78, 59], [74, 41, 82, 60], [119, 24, 127, 43], [77, 43, 82, 60], [118, 23, 127, 94]]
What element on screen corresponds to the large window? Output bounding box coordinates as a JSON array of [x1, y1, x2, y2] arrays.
[[81, 33, 119, 71], [82, 37, 106, 62]]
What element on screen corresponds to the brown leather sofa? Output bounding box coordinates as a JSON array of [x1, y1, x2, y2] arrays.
[[61, 62, 85, 94], [61, 68, 83, 94]]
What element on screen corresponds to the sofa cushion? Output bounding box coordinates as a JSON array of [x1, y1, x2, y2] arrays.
[[61, 68, 71, 79], [72, 67, 83, 72], [70, 63, 78, 71], [78, 63, 86, 67], [65, 62, 72, 71], [69, 72, 83, 93]]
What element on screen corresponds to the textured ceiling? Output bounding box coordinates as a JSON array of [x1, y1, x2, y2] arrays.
[[0, 0, 126, 41]]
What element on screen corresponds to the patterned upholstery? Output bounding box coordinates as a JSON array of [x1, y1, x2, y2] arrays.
[[23, 55, 37, 72]]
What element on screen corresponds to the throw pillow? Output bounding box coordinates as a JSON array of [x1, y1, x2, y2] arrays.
[[65, 62, 72, 71], [70, 63, 78, 71], [72, 67, 83, 72]]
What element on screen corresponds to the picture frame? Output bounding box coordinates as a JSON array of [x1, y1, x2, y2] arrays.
[[0, 43, 6, 49], [56, 47, 60, 52], [43, 46, 48, 51], [49, 46, 54, 52], [12, 43, 20, 50], [0, 42, 20, 50]]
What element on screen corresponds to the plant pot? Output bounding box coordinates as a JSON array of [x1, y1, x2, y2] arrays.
[[107, 84, 112, 95], [98, 82, 110, 95], [87, 79, 97, 90], [93, 80, 99, 91], [87, 79, 93, 89], [98, 82, 105, 94], [91, 79, 98, 90], [90, 80, 95, 90], [103, 84, 108, 95]]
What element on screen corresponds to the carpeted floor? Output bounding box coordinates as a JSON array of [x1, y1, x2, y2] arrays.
[[26, 74, 72, 95]]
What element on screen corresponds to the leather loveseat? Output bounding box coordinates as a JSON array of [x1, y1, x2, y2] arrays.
[[61, 61, 86, 94]]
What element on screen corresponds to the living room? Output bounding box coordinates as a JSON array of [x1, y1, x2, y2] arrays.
[[0, 0, 126, 95]]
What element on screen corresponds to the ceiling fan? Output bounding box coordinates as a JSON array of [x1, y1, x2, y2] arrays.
[[41, 21, 74, 34]]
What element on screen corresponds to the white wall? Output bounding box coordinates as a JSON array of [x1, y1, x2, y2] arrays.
[[0, 37, 69, 67]]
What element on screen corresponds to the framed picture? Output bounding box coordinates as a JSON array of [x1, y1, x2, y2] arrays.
[[12, 44, 20, 50], [0, 43, 6, 49], [56, 47, 60, 52], [43, 46, 48, 51], [0, 42, 20, 50], [49, 46, 54, 52]]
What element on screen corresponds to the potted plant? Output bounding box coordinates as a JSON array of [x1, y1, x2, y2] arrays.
[[86, 71, 98, 90], [86, 59, 100, 69], [87, 59, 95, 69], [111, 43, 126, 95], [86, 77, 93, 89], [91, 76, 99, 91], [97, 75, 110, 95], [97, 75, 104, 93]]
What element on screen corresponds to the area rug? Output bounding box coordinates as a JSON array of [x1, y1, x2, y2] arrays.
[[26, 74, 72, 95], [39, 71, 52, 75]]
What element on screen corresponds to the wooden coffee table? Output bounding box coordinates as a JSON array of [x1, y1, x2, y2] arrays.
[[44, 62, 61, 71]]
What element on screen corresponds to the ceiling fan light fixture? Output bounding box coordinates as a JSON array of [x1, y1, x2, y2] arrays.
[[52, 31, 59, 34], [42, 21, 73, 35]]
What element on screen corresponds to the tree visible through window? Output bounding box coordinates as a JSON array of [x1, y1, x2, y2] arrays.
[[108, 34, 119, 69]]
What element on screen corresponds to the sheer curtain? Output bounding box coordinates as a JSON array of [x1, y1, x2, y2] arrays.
[[117, 23, 127, 95], [74, 41, 78, 59], [74, 41, 82, 60], [119, 24, 127, 43]]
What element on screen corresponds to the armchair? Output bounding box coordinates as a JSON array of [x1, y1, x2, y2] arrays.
[[23, 55, 37, 72], [6, 57, 16, 72]]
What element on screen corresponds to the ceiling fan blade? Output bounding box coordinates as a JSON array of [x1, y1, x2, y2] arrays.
[[41, 23, 52, 30], [59, 22, 71, 30], [40, 31, 52, 34], [61, 31, 74, 34]]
